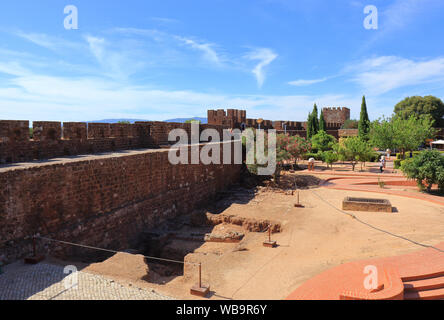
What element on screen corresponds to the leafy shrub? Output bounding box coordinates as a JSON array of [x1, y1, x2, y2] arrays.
[[322, 150, 339, 169], [400, 149, 444, 192], [396, 151, 421, 159], [302, 152, 322, 161], [377, 178, 385, 188], [310, 130, 336, 153]]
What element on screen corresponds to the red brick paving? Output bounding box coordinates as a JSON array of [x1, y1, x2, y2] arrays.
[[322, 176, 444, 206], [286, 242, 444, 300], [287, 161, 444, 300]]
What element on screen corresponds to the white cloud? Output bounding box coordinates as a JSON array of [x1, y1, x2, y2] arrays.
[[150, 17, 180, 25], [288, 78, 327, 86], [175, 36, 221, 65], [0, 61, 30, 76], [348, 56, 444, 95], [14, 31, 82, 51], [84, 35, 146, 80], [0, 63, 363, 122], [245, 48, 278, 88], [86, 35, 106, 62], [113, 28, 223, 66]]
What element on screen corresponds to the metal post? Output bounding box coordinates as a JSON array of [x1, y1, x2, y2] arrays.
[[33, 236, 36, 257], [268, 226, 271, 242], [199, 263, 202, 288]]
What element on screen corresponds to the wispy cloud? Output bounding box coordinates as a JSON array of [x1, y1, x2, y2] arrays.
[[113, 27, 224, 67], [0, 56, 362, 122], [0, 61, 30, 77], [112, 27, 166, 41], [150, 17, 180, 25], [14, 30, 82, 51], [348, 56, 444, 95], [175, 36, 221, 65], [84, 35, 146, 80], [288, 77, 328, 86], [245, 48, 277, 88]]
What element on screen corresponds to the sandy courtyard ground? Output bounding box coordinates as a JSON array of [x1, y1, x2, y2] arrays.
[[76, 173, 444, 300], [3, 168, 443, 300]]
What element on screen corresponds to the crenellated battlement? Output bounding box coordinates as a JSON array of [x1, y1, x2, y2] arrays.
[[208, 109, 246, 128], [0, 120, 229, 164], [322, 107, 350, 128], [0, 106, 351, 164], [207, 107, 350, 139]]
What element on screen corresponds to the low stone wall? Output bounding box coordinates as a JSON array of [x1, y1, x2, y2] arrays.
[[342, 197, 392, 213]]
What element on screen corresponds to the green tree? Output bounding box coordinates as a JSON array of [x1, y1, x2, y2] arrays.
[[242, 131, 311, 181], [319, 109, 326, 131], [311, 130, 336, 152], [370, 115, 435, 158], [306, 112, 313, 139], [117, 121, 131, 124], [322, 150, 339, 169], [401, 149, 444, 192], [358, 95, 370, 140], [278, 134, 311, 169], [312, 103, 319, 134], [337, 136, 373, 171], [394, 96, 444, 127]]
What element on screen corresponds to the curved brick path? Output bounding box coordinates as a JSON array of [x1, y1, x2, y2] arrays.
[[286, 242, 444, 300], [287, 161, 444, 300], [322, 176, 444, 205], [299, 159, 444, 206], [0, 261, 174, 300]]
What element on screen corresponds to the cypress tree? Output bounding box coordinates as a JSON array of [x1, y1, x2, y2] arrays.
[[319, 109, 326, 131], [358, 95, 370, 139], [312, 104, 319, 134], [306, 112, 312, 139]]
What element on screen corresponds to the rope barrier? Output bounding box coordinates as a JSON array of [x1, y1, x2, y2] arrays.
[[35, 236, 199, 265], [309, 189, 444, 254]]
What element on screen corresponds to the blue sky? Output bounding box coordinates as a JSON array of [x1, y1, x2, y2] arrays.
[[0, 0, 443, 122]]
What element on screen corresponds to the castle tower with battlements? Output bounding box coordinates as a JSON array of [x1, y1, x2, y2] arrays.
[[207, 109, 246, 129], [322, 107, 350, 130]]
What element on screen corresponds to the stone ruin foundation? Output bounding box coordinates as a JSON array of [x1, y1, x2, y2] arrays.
[[342, 196, 392, 213]]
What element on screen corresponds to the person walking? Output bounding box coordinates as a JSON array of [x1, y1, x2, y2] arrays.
[[308, 157, 315, 171], [379, 155, 385, 173]]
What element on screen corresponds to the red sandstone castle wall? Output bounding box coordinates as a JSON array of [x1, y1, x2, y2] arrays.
[[322, 107, 350, 128], [208, 108, 346, 136], [208, 109, 246, 128], [0, 120, 231, 164], [0, 141, 241, 264]]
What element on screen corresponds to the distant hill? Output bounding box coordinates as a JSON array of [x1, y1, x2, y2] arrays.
[[164, 117, 207, 124], [88, 117, 207, 124], [87, 119, 149, 123]]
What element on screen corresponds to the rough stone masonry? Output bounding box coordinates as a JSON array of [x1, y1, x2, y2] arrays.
[[0, 141, 242, 264]]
